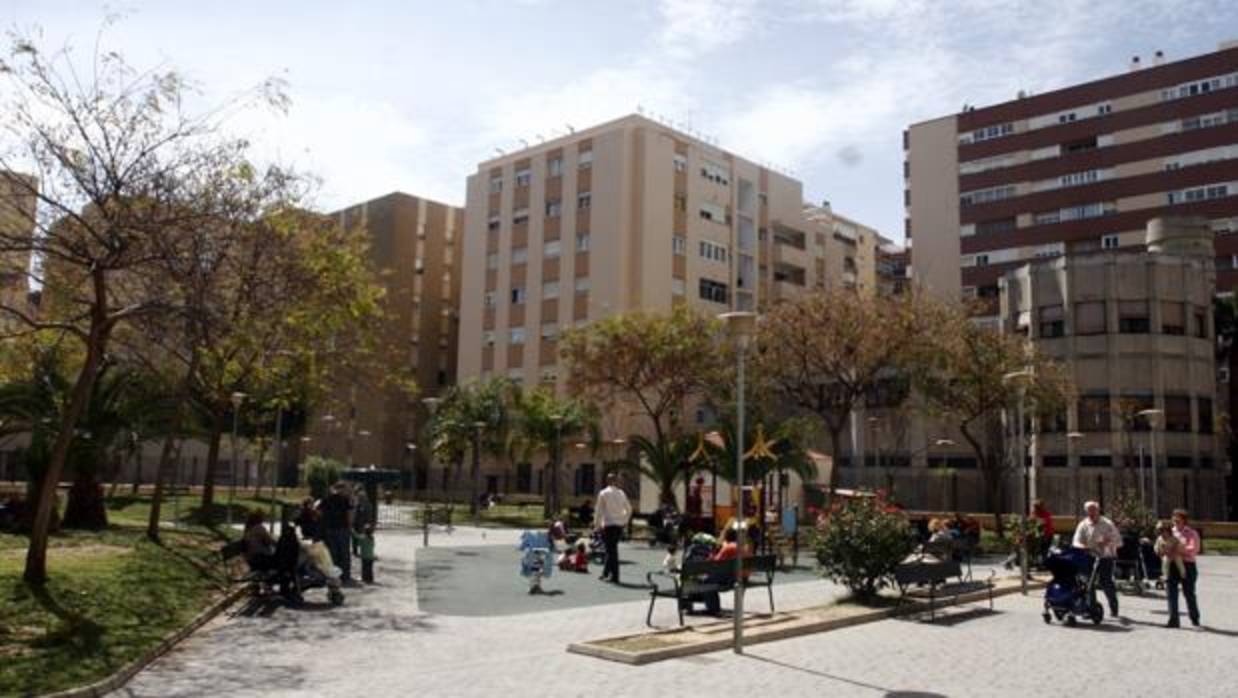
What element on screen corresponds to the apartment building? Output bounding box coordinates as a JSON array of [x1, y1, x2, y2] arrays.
[[1000, 217, 1224, 518], [309, 193, 463, 480], [905, 42, 1238, 313], [457, 113, 884, 500], [0, 171, 36, 326]]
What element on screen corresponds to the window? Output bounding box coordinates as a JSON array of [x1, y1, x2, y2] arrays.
[[1064, 136, 1098, 153], [673, 193, 687, 212], [509, 328, 525, 345], [1102, 234, 1120, 250], [1043, 455, 1069, 468], [672, 235, 686, 255], [1167, 456, 1193, 469], [971, 122, 1014, 142], [489, 176, 502, 193], [486, 252, 499, 270], [1075, 301, 1106, 335], [511, 287, 525, 304], [960, 185, 1016, 205], [1199, 397, 1214, 433], [515, 168, 531, 187], [574, 277, 590, 293], [698, 278, 729, 304], [1097, 104, 1112, 115], [699, 201, 726, 223], [483, 291, 496, 308], [1161, 301, 1185, 335], [1080, 455, 1112, 468], [1165, 396, 1191, 433], [542, 280, 559, 299], [540, 323, 558, 340], [976, 218, 1017, 235], [578, 149, 593, 168], [1118, 300, 1149, 334], [540, 367, 558, 385], [1059, 169, 1101, 187], [1078, 395, 1111, 432], [545, 200, 561, 218], [671, 278, 685, 295], [1194, 307, 1208, 338], [577, 192, 591, 209], [1057, 112, 1077, 124], [1171, 184, 1230, 204], [511, 247, 528, 265], [544, 240, 561, 258], [576, 233, 590, 252], [483, 330, 495, 347], [699, 240, 729, 262], [513, 208, 529, 225], [487, 215, 500, 231], [700, 160, 729, 185], [673, 153, 687, 172], [548, 157, 563, 177], [1039, 304, 1065, 338], [974, 254, 989, 267]]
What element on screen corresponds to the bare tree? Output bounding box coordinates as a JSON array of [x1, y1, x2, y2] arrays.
[[0, 30, 285, 583]]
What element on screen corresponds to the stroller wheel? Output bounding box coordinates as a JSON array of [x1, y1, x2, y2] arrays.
[[1065, 615, 1077, 626], [329, 588, 345, 606], [1042, 612, 1051, 624], [1053, 610, 1065, 621], [1089, 603, 1104, 625]]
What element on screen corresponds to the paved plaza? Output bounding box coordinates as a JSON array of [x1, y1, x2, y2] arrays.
[[114, 527, 1238, 698]]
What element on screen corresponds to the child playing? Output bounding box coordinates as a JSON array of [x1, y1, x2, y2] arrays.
[[1154, 520, 1186, 580], [571, 541, 589, 573], [354, 524, 377, 584]]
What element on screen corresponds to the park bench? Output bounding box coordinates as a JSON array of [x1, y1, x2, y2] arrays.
[[645, 554, 777, 627], [893, 556, 995, 622]]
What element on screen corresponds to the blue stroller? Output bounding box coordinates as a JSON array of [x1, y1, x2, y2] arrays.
[[1042, 547, 1103, 625], [518, 530, 554, 595]]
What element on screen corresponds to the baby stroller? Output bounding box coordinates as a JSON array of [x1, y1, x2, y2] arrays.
[[279, 525, 345, 607], [684, 532, 718, 562], [1114, 534, 1163, 594], [1042, 547, 1103, 626], [647, 505, 683, 547], [518, 530, 555, 594]]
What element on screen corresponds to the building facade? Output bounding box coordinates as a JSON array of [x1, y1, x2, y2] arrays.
[[456, 114, 886, 501], [308, 192, 463, 478], [905, 42, 1238, 313], [1001, 217, 1225, 518]]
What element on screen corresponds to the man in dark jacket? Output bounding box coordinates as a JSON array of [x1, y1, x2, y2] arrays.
[[318, 482, 356, 585]]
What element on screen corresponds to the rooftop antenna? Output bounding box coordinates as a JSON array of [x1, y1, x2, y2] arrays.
[[494, 147, 505, 156], [536, 134, 545, 143], [566, 123, 575, 134], [519, 138, 529, 148], [636, 104, 644, 115]]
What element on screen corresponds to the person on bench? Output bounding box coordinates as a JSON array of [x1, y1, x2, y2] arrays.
[[688, 527, 743, 615], [243, 511, 278, 573]]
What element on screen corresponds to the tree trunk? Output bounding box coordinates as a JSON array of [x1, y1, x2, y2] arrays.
[[62, 466, 108, 530], [24, 325, 107, 586], [131, 445, 144, 494], [201, 417, 224, 508], [147, 433, 180, 542], [826, 425, 845, 493], [982, 459, 1007, 538]]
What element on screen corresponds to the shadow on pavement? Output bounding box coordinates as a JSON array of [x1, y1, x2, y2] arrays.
[[743, 653, 897, 694]]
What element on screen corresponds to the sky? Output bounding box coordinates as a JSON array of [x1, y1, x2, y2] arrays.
[[7, 0, 1238, 241]]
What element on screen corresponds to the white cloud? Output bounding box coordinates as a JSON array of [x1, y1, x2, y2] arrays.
[[657, 0, 762, 59]]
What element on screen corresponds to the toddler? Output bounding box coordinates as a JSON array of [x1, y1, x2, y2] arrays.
[[1153, 520, 1186, 579]]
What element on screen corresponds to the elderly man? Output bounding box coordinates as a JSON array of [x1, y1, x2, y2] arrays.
[[1072, 500, 1121, 619], [593, 472, 631, 584]]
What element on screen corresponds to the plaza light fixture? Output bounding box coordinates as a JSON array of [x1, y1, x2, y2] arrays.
[[227, 392, 247, 529], [718, 310, 757, 654]]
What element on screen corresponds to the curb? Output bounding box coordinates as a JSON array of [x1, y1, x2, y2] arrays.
[[38, 584, 248, 698], [568, 578, 1046, 665]]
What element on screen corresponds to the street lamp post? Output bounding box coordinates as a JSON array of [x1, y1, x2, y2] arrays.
[[270, 401, 284, 534], [471, 421, 487, 522], [719, 311, 757, 655], [1003, 369, 1033, 594], [1137, 409, 1163, 516], [227, 391, 246, 529], [550, 414, 565, 518], [422, 397, 442, 501]]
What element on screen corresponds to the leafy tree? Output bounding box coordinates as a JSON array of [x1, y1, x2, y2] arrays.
[[304, 455, 345, 500], [615, 433, 698, 512], [814, 492, 914, 601], [755, 289, 923, 492], [508, 387, 598, 518], [426, 377, 516, 515], [0, 30, 289, 584], [561, 306, 726, 449], [706, 418, 819, 506], [909, 301, 1072, 536]]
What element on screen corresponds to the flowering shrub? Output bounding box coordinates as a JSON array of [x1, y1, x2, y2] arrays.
[[1109, 489, 1155, 538], [814, 492, 915, 600], [1003, 514, 1043, 556]]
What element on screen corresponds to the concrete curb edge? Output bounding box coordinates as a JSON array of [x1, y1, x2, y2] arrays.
[[38, 584, 248, 698]]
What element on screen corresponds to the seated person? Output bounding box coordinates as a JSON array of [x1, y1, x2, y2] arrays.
[[686, 528, 744, 616], [570, 541, 589, 573], [293, 498, 322, 542], [243, 511, 278, 572]]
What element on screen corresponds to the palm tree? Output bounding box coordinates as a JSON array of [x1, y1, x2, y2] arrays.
[[425, 377, 517, 514], [508, 387, 599, 518], [615, 433, 698, 511], [705, 418, 818, 517]]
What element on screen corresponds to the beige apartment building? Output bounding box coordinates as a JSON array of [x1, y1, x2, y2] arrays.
[[308, 193, 463, 483], [0, 171, 35, 327], [456, 113, 889, 502]]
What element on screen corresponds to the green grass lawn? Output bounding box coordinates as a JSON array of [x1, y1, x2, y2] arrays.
[[0, 490, 301, 697]]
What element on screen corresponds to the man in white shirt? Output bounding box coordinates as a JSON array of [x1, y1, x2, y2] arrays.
[[593, 473, 632, 584], [1072, 500, 1121, 618]]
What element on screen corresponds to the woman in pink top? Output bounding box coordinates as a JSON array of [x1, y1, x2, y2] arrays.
[[1166, 508, 1201, 628]]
